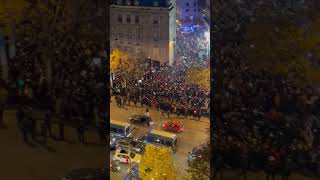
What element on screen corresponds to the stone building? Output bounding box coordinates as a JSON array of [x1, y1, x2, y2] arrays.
[[176, 0, 202, 23], [110, 0, 176, 65]]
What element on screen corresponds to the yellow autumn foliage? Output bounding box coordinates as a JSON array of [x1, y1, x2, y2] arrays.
[[110, 48, 128, 72], [0, 0, 29, 34], [243, 13, 320, 86], [186, 67, 210, 90], [138, 144, 176, 180]]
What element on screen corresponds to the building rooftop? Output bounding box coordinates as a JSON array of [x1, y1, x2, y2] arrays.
[[111, 0, 172, 8]]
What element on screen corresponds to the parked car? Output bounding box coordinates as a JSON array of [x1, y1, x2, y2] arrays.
[[61, 168, 107, 180], [129, 115, 154, 126], [188, 143, 209, 165], [113, 149, 142, 165], [162, 120, 184, 133], [116, 137, 144, 154]]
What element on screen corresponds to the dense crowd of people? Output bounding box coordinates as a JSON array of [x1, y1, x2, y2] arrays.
[[3, 39, 108, 146], [211, 1, 320, 179], [212, 39, 320, 179], [176, 25, 210, 67], [112, 23, 210, 120], [112, 62, 210, 120]]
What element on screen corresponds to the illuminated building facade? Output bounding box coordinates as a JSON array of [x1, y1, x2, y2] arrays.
[[110, 0, 176, 65], [176, 0, 202, 23]]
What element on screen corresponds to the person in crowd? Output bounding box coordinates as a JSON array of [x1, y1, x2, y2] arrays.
[[58, 118, 65, 141], [41, 119, 48, 145], [77, 119, 85, 144], [97, 120, 106, 145]]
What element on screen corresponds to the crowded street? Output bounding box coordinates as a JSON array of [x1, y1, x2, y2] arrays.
[[109, 96, 210, 179]]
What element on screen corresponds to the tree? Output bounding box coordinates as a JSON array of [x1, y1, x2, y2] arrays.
[[186, 131, 210, 180], [110, 48, 128, 72], [0, 0, 29, 34], [186, 66, 210, 90], [243, 5, 320, 86], [138, 144, 176, 180]]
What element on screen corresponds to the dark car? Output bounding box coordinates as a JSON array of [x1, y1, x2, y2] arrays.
[[116, 137, 145, 154], [129, 115, 154, 126], [187, 143, 209, 165], [61, 168, 107, 180], [110, 134, 118, 150]]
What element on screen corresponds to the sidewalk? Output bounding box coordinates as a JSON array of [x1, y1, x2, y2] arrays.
[[0, 110, 107, 180]]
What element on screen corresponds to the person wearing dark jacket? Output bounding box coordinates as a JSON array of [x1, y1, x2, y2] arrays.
[[240, 152, 249, 180], [30, 116, 37, 141], [281, 156, 293, 180], [41, 120, 48, 145], [77, 120, 85, 144], [21, 117, 30, 143], [58, 118, 65, 141], [44, 110, 52, 137], [97, 121, 107, 145], [16, 105, 25, 130], [213, 153, 224, 180]]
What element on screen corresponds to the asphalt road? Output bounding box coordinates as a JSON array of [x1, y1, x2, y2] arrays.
[[110, 97, 210, 179], [0, 110, 107, 180]]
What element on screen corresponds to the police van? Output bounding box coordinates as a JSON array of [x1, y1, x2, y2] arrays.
[[110, 120, 131, 149], [110, 119, 131, 138], [137, 129, 177, 153]]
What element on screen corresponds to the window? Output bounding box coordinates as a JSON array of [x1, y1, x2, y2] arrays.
[[186, 9, 189, 12], [118, 14, 123, 22], [194, 8, 196, 12], [194, 2, 196, 6], [126, 15, 131, 23], [135, 15, 139, 23], [186, 2, 189, 6], [118, 129, 124, 134], [153, 17, 158, 24], [111, 127, 117, 133], [153, 31, 159, 41], [147, 136, 155, 142]]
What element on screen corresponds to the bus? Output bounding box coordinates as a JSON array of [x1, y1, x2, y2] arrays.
[[137, 129, 177, 153], [110, 119, 131, 138]]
